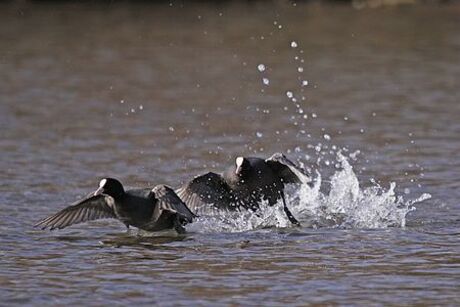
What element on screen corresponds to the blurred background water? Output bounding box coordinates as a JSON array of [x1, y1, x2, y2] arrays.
[[1, 1, 459, 305]]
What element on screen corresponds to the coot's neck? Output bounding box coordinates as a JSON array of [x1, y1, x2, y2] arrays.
[[110, 191, 125, 202]]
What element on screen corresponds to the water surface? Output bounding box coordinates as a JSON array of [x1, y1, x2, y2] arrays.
[[1, 2, 459, 305]]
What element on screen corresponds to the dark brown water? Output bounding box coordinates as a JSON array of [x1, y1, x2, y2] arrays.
[[1, 1, 459, 305]]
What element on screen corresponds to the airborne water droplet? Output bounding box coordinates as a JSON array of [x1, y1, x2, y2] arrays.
[[257, 64, 266, 72], [291, 41, 298, 48]]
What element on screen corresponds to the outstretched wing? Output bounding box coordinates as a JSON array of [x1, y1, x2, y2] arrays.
[[266, 152, 311, 184], [152, 185, 196, 224], [35, 195, 116, 230], [175, 172, 233, 214]]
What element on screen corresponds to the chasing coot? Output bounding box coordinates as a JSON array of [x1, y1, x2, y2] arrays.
[[176, 153, 309, 226]]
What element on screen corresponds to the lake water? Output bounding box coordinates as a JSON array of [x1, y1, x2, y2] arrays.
[[1, 1, 459, 305]]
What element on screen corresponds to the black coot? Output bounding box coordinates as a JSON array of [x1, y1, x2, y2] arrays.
[[35, 178, 196, 233], [176, 153, 309, 226]]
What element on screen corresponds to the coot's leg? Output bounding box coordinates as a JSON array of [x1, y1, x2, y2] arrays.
[[281, 192, 301, 226]]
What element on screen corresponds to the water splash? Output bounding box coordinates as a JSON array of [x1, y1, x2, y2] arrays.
[[187, 200, 291, 234], [291, 153, 431, 229], [187, 153, 431, 233]]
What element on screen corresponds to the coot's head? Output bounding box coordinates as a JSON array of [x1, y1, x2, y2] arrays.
[[94, 178, 124, 199], [235, 157, 251, 177]]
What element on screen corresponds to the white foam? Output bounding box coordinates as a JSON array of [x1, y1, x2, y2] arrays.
[[290, 153, 431, 229]]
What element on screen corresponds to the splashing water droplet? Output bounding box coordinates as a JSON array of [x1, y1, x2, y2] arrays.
[[262, 78, 270, 85], [257, 64, 266, 72], [349, 150, 361, 160], [168, 126, 175, 132], [298, 67, 304, 73], [324, 134, 331, 141], [286, 91, 293, 98], [291, 41, 298, 48], [302, 80, 309, 86], [255, 132, 263, 138]]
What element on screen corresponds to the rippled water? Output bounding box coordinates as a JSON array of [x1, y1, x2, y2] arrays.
[[1, 1, 459, 305]]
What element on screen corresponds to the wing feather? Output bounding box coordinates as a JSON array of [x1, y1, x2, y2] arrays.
[[35, 195, 116, 230], [175, 172, 233, 214], [152, 185, 196, 224], [266, 153, 311, 184]]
